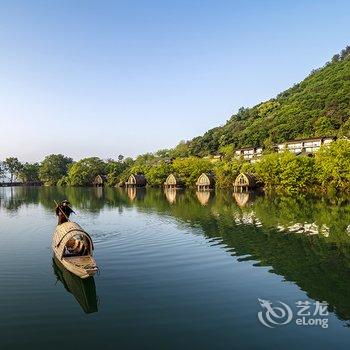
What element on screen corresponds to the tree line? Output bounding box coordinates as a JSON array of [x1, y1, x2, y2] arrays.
[[1, 139, 350, 194]]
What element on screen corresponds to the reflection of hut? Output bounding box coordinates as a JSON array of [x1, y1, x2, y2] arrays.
[[196, 173, 215, 191], [233, 173, 257, 192], [233, 192, 252, 207], [164, 174, 183, 189], [127, 187, 146, 201], [125, 173, 147, 188], [196, 191, 212, 206], [93, 175, 108, 187], [52, 257, 98, 314], [94, 187, 104, 199], [164, 188, 177, 204]]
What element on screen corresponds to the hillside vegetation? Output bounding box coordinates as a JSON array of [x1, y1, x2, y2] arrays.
[[173, 47, 350, 157]]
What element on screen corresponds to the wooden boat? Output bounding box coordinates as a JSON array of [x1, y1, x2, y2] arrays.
[[52, 256, 98, 313], [52, 221, 98, 279]]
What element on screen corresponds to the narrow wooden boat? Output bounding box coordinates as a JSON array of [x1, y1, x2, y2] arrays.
[[52, 221, 98, 279]]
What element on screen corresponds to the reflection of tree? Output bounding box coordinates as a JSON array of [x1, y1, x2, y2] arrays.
[[128, 190, 350, 321], [3, 186, 350, 320]]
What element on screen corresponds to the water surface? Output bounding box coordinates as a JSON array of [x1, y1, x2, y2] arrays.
[[1, 186, 350, 349]]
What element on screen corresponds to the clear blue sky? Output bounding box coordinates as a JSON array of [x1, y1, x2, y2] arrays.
[[0, 0, 349, 162]]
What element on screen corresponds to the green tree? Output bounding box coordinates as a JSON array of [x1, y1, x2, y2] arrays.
[[3, 157, 22, 183], [214, 159, 242, 188], [145, 162, 173, 187], [172, 157, 213, 187], [106, 159, 131, 186], [39, 154, 73, 185], [67, 157, 106, 186], [17, 163, 40, 183], [252, 151, 316, 193], [315, 139, 350, 191]]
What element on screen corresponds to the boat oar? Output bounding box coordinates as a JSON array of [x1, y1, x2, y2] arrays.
[[54, 200, 70, 222]]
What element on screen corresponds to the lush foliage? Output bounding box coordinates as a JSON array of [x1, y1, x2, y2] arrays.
[[213, 159, 242, 188], [39, 154, 73, 185], [177, 47, 350, 156], [3, 157, 22, 182], [66, 157, 107, 186], [315, 139, 350, 192], [249, 152, 316, 194], [172, 157, 213, 187], [16, 163, 40, 183]]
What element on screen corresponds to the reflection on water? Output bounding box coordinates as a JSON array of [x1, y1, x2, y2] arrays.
[[2, 186, 350, 348], [52, 257, 98, 314], [164, 188, 177, 204], [233, 192, 253, 207], [196, 191, 213, 206], [127, 187, 146, 201]]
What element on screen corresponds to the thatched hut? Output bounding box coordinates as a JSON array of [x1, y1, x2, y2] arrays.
[[125, 173, 147, 188], [93, 175, 108, 187], [196, 173, 215, 191], [233, 173, 257, 192], [164, 173, 184, 189]]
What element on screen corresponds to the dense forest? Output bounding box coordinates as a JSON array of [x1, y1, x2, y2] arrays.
[[170, 46, 350, 157]]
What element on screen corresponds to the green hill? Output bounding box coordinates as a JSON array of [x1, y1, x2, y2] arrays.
[[178, 47, 350, 157]]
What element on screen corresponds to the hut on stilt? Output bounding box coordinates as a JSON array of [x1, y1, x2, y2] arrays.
[[196, 173, 215, 191], [233, 173, 257, 192], [164, 174, 184, 189], [92, 175, 108, 187], [125, 173, 147, 188]]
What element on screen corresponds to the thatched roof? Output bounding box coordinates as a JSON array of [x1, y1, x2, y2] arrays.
[[196, 173, 215, 186], [126, 173, 147, 187], [234, 173, 257, 187], [164, 173, 183, 186], [92, 174, 108, 185]]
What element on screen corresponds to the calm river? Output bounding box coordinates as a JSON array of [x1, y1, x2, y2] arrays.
[[1, 186, 350, 349]]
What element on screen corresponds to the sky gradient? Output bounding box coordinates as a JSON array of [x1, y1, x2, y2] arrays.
[[0, 0, 349, 162]]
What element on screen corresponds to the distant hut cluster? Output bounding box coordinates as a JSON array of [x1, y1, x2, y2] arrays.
[[125, 173, 147, 188], [93, 170, 261, 195]]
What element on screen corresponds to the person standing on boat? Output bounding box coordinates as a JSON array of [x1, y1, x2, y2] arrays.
[[55, 200, 74, 225]]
